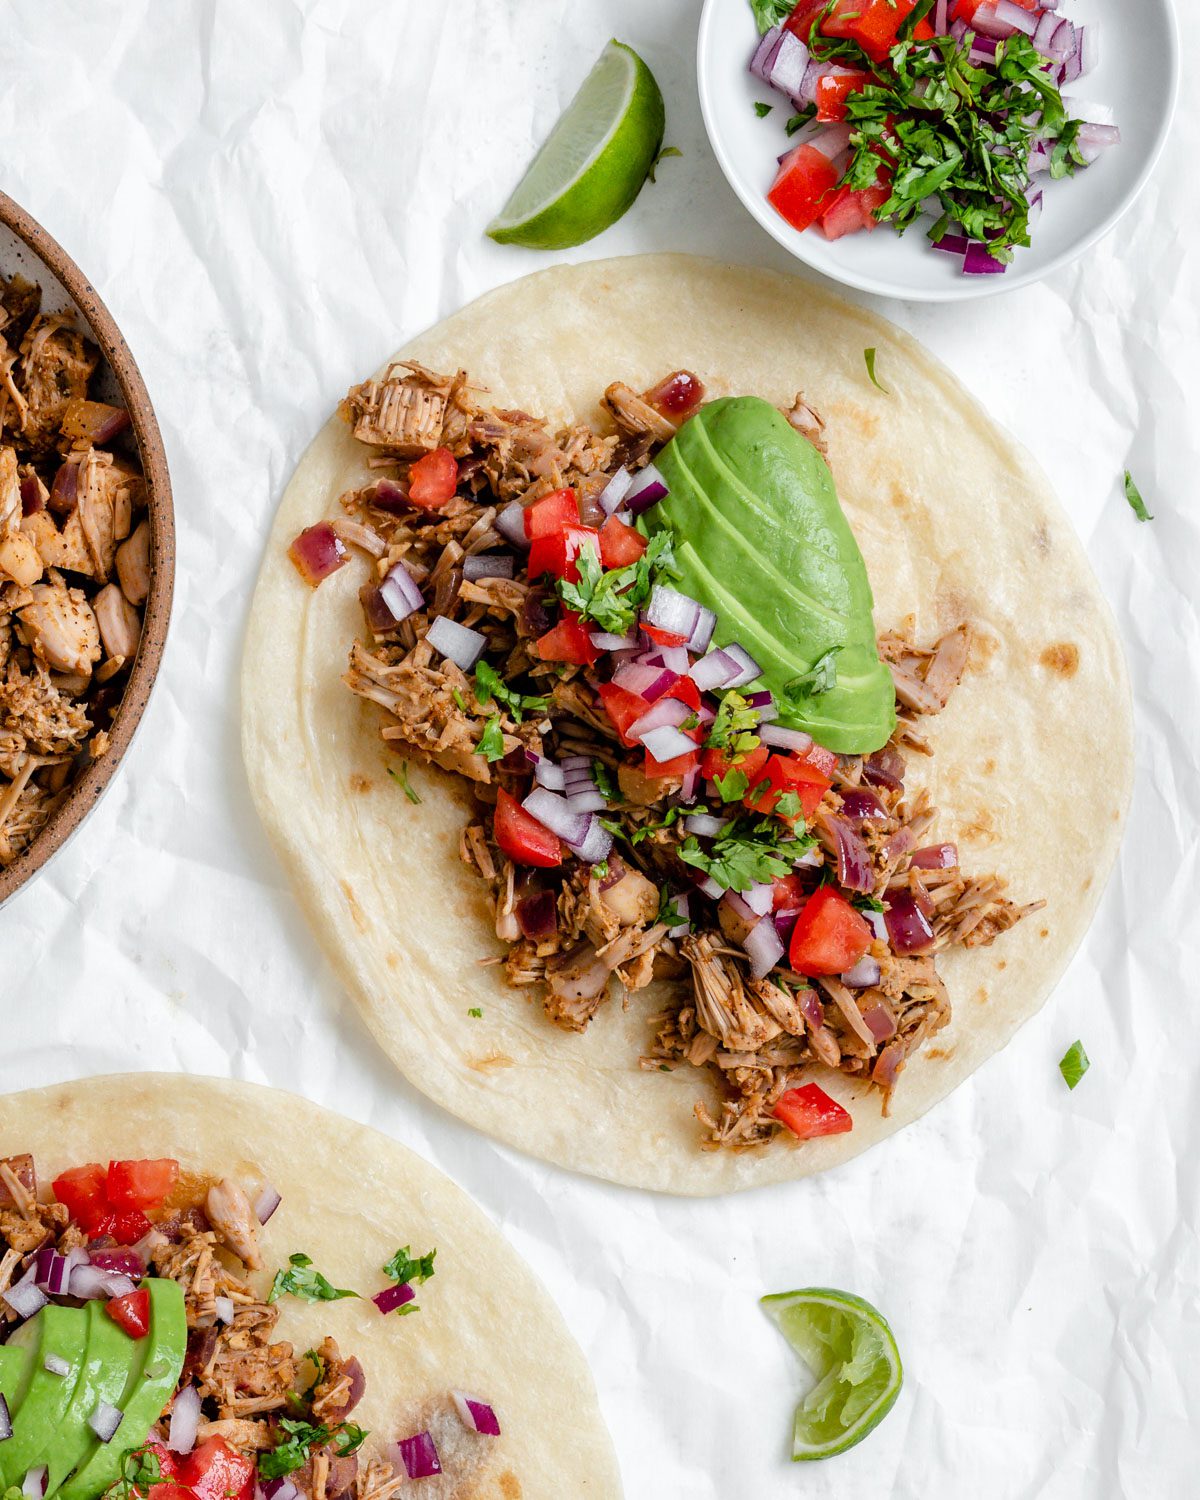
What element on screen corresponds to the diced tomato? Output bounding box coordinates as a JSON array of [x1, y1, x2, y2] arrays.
[[768, 144, 841, 233], [773, 1083, 853, 1140], [527, 524, 599, 582], [822, 0, 933, 61], [135, 1444, 195, 1500], [771, 872, 810, 915], [598, 514, 647, 569], [535, 611, 600, 665], [406, 447, 458, 509], [644, 370, 705, 420], [52, 1163, 108, 1226], [523, 488, 579, 540], [494, 788, 562, 868], [643, 745, 700, 779], [664, 676, 701, 711], [744, 753, 832, 822], [819, 158, 893, 239], [596, 682, 652, 746], [106, 1287, 151, 1339], [106, 1158, 179, 1213], [816, 68, 872, 123], [784, 0, 830, 42], [91, 1208, 154, 1245], [701, 743, 770, 788], [788, 886, 873, 976], [641, 623, 689, 648], [176, 1440, 255, 1500]]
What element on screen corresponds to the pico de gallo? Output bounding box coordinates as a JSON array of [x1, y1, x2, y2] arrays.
[[748, 0, 1119, 274], [291, 359, 1042, 1151], [0, 1150, 496, 1497]]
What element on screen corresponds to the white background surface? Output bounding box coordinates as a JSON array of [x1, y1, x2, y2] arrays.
[[1, 2, 1196, 1494]]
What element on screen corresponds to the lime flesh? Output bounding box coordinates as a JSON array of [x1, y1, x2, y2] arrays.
[[487, 39, 665, 250], [761, 1287, 903, 1461]]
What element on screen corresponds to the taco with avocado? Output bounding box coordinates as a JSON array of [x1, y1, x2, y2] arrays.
[[242, 255, 1131, 1194], [0, 1076, 618, 1499]]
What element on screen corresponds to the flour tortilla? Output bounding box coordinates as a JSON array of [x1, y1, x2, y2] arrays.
[[242, 254, 1132, 1195], [0, 1075, 620, 1498]]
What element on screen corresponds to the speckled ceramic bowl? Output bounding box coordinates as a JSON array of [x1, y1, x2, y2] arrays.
[[0, 191, 174, 909]]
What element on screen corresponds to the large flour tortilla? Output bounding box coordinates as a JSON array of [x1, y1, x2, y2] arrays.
[[243, 255, 1131, 1195], [0, 1075, 619, 1498]]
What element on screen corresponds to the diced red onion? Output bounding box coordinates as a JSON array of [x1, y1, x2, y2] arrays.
[[89, 1249, 145, 1278], [694, 873, 724, 900], [760, 724, 812, 754], [20, 475, 44, 516], [932, 231, 970, 258], [640, 726, 696, 763], [89, 1401, 123, 1442], [689, 649, 741, 692], [841, 956, 882, 988], [372, 1282, 416, 1315], [973, 0, 1038, 38], [666, 891, 691, 939], [532, 757, 566, 792], [516, 890, 558, 941], [964, 242, 1007, 276], [766, 28, 810, 99], [750, 25, 784, 85], [69, 1265, 136, 1301], [683, 812, 725, 838], [629, 696, 691, 741], [746, 689, 778, 722], [167, 1384, 201, 1455], [861, 998, 898, 1044], [561, 755, 591, 770], [644, 585, 702, 641], [378, 563, 425, 623], [839, 789, 888, 823], [934, 0, 948, 30], [1075, 121, 1120, 163], [0, 1395, 11, 1440], [567, 817, 613, 865], [253, 1183, 282, 1225], [261, 1481, 300, 1500], [426, 615, 486, 671], [495, 500, 530, 548], [590, 629, 638, 651], [3, 1270, 46, 1320], [808, 123, 853, 160], [21, 1467, 46, 1498], [864, 908, 888, 943], [451, 1392, 503, 1438], [884, 890, 936, 953], [289, 522, 347, 587], [744, 918, 785, 979], [565, 786, 607, 814], [392, 1432, 442, 1479], [863, 750, 904, 793], [911, 842, 958, 870], [214, 1296, 235, 1325], [722, 644, 762, 689], [680, 765, 700, 803], [613, 662, 669, 700], [598, 467, 633, 515], [44, 1354, 72, 1377], [824, 814, 873, 893], [625, 464, 669, 515], [131, 1230, 168, 1267], [687, 607, 717, 655], [641, 643, 691, 675], [463, 553, 515, 582], [743, 882, 775, 917]]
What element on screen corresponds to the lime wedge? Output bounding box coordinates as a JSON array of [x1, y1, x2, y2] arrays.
[[761, 1287, 903, 1461], [487, 39, 665, 250]]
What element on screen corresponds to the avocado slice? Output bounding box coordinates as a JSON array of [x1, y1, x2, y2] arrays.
[[0, 1305, 88, 1485], [57, 1280, 186, 1500], [0, 1340, 32, 1411], [39, 1301, 141, 1497], [650, 397, 896, 755]]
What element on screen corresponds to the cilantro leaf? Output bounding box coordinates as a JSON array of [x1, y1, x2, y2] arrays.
[[468, 1006, 483, 1018], [268, 1253, 358, 1306], [705, 690, 761, 753], [557, 530, 677, 637], [473, 661, 548, 723], [1123, 470, 1152, 523], [748, 0, 794, 32], [864, 347, 889, 394], [476, 716, 505, 762], [1058, 1040, 1090, 1091], [713, 768, 749, 803], [259, 1420, 368, 1480], [656, 888, 687, 929], [773, 791, 803, 820], [754, 101, 774, 118], [592, 760, 620, 801], [783, 646, 841, 701], [383, 1245, 437, 1286], [109, 1448, 163, 1500], [786, 106, 817, 136], [679, 816, 793, 893], [851, 892, 884, 913], [388, 763, 421, 805]]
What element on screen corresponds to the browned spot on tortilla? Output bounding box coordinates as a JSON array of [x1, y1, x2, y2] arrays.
[[926, 1046, 954, 1061], [340, 880, 368, 934], [983, 758, 996, 775], [968, 631, 1000, 671], [467, 1053, 515, 1074], [385, 952, 400, 970], [349, 773, 372, 793], [958, 808, 999, 846], [995, 958, 1007, 971], [1039, 642, 1080, 678], [974, 987, 988, 1005], [498, 1474, 522, 1500], [1083, 875, 1092, 891], [1039, 927, 1050, 939], [831, 399, 879, 441]]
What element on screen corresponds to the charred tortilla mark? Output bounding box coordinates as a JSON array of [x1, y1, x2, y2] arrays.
[[926, 1046, 954, 1060], [467, 1053, 515, 1073], [968, 630, 1000, 671], [349, 773, 372, 793], [339, 879, 368, 934], [499, 1473, 523, 1499], [995, 958, 1007, 971], [973, 987, 988, 1005], [1039, 642, 1079, 678], [983, 757, 996, 774]]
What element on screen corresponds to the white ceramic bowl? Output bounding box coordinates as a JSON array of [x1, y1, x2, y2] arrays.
[[697, 0, 1181, 301]]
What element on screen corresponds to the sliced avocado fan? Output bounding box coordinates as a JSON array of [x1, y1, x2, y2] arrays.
[[649, 396, 896, 755]]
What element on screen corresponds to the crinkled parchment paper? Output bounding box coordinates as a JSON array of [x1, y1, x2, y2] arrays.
[[0, 1, 1196, 1493]]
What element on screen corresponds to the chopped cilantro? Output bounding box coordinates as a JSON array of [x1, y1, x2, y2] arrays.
[[679, 816, 793, 893], [557, 530, 677, 637], [649, 145, 683, 182], [388, 763, 421, 805], [713, 768, 750, 803], [1123, 470, 1152, 522], [473, 661, 548, 723], [592, 760, 620, 801], [864, 347, 889, 394], [754, 101, 774, 118], [773, 790, 803, 820], [468, 1007, 483, 1019], [108, 1448, 162, 1500], [383, 1245, 437, 1286], [705, 690, 760, 754], [748, 0, 793, 32], [784, 646, 841, 702], [268, 1253, 358, 1306], [452, 687, 468, 713], [785, 106, 816, 136], [1058, 1040, 1090, 1091], [592, 860, 609, 879], [259, 1420, 367, 1480], [656, 888, 687, 929], [851, 892, 885, 913], [475, 716, 506, 762]]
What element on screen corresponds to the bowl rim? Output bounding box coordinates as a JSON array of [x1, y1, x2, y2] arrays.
[[696, 0, 1182, 303], [0, 189, 175, 909]]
